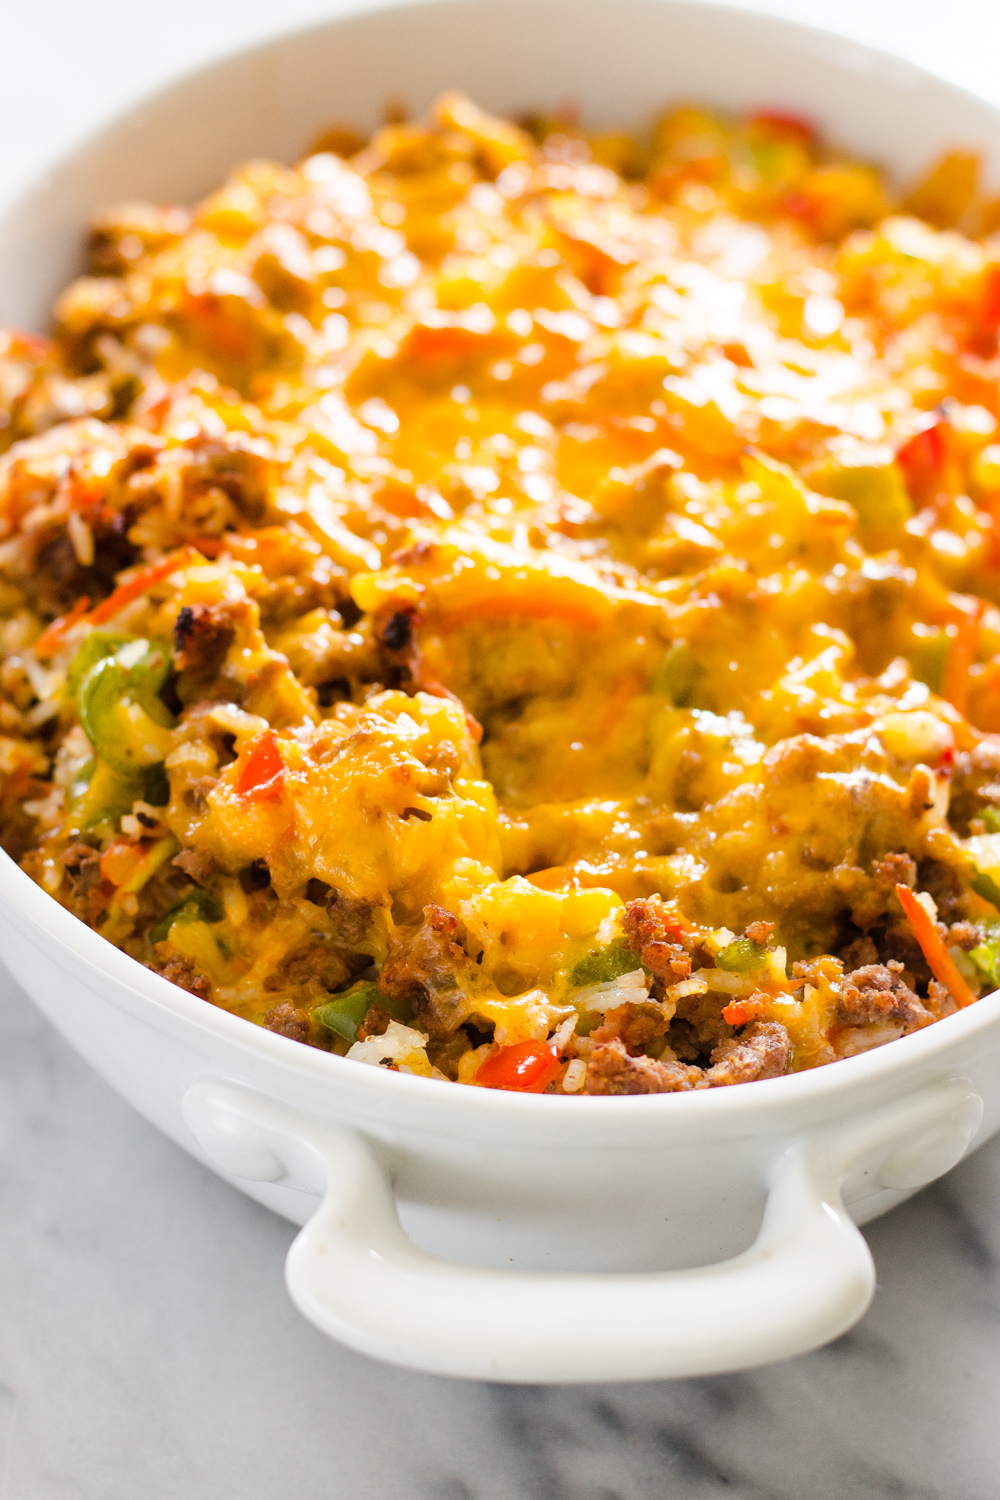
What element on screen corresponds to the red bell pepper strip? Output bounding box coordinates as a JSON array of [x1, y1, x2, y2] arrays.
[[979, 264, 1000, 333], [896, 884, 977, 1009], [968, 263, 1000, 355], [476, 1039, 561, 1092], [895, 420, 951, 508], [234, 729, 285, 802]]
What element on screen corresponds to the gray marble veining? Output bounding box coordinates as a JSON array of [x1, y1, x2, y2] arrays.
[[2, 968, 999, 1499]]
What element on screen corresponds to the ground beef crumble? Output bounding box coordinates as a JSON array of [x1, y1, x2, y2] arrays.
[[172, 601, 238, 678], [584, 1039, 704, 1095], [583, 1019, 791, 1093], [153, 951, 211, 1000], [379, 904, 475, 1037], [591, 1001, 670, 1051], [703, 1021, 790, 1086], [838, 961, 931, 1028], [262, 1000, 313, 1043], [621, 895, 693, 984]]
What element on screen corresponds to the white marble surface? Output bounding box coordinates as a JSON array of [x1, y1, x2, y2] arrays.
[[4, 1, 1000, 1495], [3, 982, 1000, 1498]]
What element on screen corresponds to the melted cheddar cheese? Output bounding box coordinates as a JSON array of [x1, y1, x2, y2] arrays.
[[4, 97, 1000, 1092]]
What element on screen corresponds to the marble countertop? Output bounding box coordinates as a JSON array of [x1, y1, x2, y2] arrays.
[[3, 3, 1000, 1495]]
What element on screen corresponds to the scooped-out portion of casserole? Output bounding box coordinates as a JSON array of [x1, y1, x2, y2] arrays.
[[4, 95, 1000, 1093]]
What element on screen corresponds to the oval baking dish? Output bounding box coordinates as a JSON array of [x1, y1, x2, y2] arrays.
[[2, 0, 1000, 1382]]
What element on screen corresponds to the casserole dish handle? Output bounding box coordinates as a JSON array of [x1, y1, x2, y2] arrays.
[[183, 1076, 980, 1382]]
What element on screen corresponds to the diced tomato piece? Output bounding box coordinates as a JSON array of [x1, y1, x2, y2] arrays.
[[408, 324, 482, 364], [234, 729, 285, 802], [750, 109, 816, 142], [781, 190, 816, 222], [476, 1039, 561, 1092], [722, 1001, 752, 1027], [100, 838, 150, 888], [895, 420, 950, 507], [662, 914, 693, 943], [722, 993, 770, 1026], [182, 291, 253, 362], [68, 473, 104, 510], [980, 265, 1000, 330]]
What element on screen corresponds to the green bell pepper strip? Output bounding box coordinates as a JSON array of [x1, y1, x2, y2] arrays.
[[969, 926, 1000, 991], [313, 983, 379, 1042], [651, 642, 706, 709], [824, 463, 911, 527], [312, 982, 414, 1041], [715, 938, 770, 973], [971, 871, 1000, 912], [570, 937, 642, 988], [69, 756, 170, 828], [150, 887, 224, 946], [66, 631, 133, 699], [908, 627, 950, 695], [77, 638, 176, 774], [101, 834, 182, 946], [118, 834, 179, 895]]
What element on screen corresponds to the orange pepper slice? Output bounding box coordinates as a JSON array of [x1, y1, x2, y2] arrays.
[[87, 546, 202, 626], [33, 595, 91, 660], [896, 884, 977, 1009], [941, 601, 984, 717]]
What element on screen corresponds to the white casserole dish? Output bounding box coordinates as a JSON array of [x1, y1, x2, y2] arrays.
[[2, 0, 1000, 1384]]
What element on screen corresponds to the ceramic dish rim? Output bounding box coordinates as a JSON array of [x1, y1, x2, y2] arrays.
[[2, 0, 999, 1127]]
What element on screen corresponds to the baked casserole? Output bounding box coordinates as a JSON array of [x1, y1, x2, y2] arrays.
[[3, 95, 1000, 1094]]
